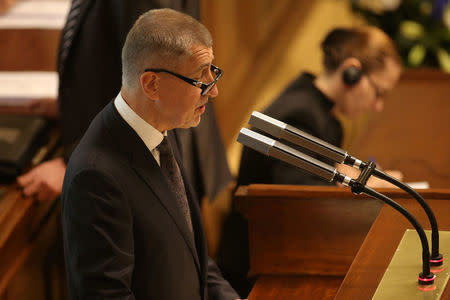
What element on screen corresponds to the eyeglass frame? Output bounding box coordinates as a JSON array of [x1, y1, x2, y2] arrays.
[[144, 64, 222, 96]]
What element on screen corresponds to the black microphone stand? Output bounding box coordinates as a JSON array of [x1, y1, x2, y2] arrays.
[[343, 156, 443, 267], [237, 127, 437, 285], [334, 161, 435, 285]]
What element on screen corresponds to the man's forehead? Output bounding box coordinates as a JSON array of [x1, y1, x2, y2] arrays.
[[189, 46, 214, 60], [186, 45, 214, 72]]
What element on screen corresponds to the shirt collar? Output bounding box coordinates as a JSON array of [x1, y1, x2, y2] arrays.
[[114, 92, 166, 151]]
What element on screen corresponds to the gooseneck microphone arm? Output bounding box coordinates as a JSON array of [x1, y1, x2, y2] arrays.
[[344, 162, 433, 279], [237, 127, 435, 285], [371, 167, 442, 265], [353, 183, 433, 281], [249, 111, 442, 265]]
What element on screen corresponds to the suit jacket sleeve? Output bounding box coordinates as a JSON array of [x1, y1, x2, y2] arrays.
[[62, 169, 135, 299], [207, 256, 240, 300]]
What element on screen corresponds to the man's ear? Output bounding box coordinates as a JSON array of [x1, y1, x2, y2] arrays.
[[140, 72, 160, 100]]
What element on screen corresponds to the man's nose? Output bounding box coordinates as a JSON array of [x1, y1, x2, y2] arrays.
[[207, 84, 219, 98]]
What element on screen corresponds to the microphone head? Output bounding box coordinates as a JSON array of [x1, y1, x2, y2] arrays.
[[237, 128, 337, 182], [249, 111, 286, 139], [249, 111, 347, 164], [237, 128, 275, 156]]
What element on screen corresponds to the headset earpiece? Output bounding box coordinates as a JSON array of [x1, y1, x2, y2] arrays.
[[342, 66, 362, 86]]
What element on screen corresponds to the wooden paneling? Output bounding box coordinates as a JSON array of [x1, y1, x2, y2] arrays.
[[0, 29, 60, 71], [236, 185, 384, 277], [0, 0, 17, 15]]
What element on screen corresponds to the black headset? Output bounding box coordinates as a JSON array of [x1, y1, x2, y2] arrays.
[[342, 66, 362, 86]]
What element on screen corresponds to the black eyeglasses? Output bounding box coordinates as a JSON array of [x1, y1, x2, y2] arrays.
[[144, 64, 222, 96]]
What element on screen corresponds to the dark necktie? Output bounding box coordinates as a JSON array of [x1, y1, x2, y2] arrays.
[[58, 0, 84, 72], [157, 137, 194, 235]]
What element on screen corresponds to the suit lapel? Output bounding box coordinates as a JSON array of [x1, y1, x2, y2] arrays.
[[103, 103, 201, 274]]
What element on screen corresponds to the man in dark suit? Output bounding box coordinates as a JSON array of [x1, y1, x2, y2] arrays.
[[18, 0, 231, 207], [62, 9, 241, 299]]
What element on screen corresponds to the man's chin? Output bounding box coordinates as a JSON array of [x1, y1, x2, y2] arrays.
[[191, 116, 201, 127], [180, 116, 202, 129]]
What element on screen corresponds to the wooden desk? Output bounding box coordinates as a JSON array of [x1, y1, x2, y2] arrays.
[[0, 186, 35, 294], [236, 185, 383, 278], [242, 186, 450, 299], [0, 185, 58, 298], [249, 275, 342, 300], [236, 184, 381, 299]]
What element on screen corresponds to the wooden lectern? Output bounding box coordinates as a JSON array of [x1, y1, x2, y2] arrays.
[[237, 185, 450, 299]]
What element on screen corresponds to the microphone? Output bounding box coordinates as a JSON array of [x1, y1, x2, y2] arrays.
[[237, 128, 435, 285], [237, 128, 351, 185], [248, 111, 356, 165], [248, 111, 443, 267]]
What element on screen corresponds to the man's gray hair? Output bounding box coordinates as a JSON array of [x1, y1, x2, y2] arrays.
[[121, 8, 213, 89]]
